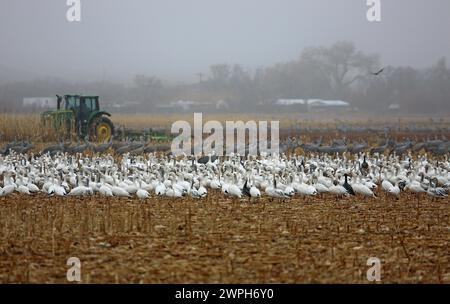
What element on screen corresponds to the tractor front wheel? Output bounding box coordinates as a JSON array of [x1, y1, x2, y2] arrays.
[[91, 116, 114, 143]]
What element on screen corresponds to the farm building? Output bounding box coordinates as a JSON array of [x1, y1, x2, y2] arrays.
[[275, 99, 307, 106], [216, 99, 229, 110], [156, 100, 205, 112], [273, 99, 308, 112], [23, 97, 57, 109], [388, 103, 401, 111], [108, 101, 141, 110], [274, 98, 351, 112], [307, 99, 351, 111], [155, 100, 225, 113]]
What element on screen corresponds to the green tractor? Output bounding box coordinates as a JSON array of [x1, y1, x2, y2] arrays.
[[41, 95, 114, 142]]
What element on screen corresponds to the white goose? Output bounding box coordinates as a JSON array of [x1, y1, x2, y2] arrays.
[[265, 177, 289, 199], [328, 180, 348, 197], [351, 176, 376, 198]]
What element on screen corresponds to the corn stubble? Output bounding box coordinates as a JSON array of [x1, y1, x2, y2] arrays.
[[2, 113, 448, 143], [0, 191, 449, 283]]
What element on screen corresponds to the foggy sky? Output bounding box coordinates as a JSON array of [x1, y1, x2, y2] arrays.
[[1, 0, 450, 84]]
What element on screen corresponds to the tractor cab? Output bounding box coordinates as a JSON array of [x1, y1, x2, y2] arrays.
[[60, 95, 98, 127], [42, 95, 114, 142], [60, 95, 98, 110]]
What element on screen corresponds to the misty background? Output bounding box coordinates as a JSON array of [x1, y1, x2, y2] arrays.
[[1, 0, 450, 114]]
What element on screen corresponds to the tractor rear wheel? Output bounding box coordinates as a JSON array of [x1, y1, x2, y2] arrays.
[[92, 116, 114, 143]]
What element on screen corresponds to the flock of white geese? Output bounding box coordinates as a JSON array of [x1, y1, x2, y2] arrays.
[[0, 151, 448, 201]]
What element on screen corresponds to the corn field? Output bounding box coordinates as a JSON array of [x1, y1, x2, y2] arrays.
[[0, 192, 449, 283]]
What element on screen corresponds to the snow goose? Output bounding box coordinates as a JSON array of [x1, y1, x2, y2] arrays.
[[210, 178, 222, 190], [381, 180, 394, 193], [155, 182, 166, 196], [46, 174, 66, 196], [352, 176, 376, 198], [1, 184, 15, 197], [329, 180, 348, 197], [242, 178, 260, 199], [99, 184, 113, 197], [16, 183, 31, 195], [265, 177, 289, 199], [292, 174, 317, 196], [225, 183, 242, 198], [165, 186, 184, 198], [387, 183, 401, 198], [111, 176, 131, 197], [136, 188, 150, 199], [312, 178, 329, 194], [189, 179, 207, 199]]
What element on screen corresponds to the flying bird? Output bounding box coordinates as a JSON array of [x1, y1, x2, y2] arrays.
[[371, 67, 385, 76]]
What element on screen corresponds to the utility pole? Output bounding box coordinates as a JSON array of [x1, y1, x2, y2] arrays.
[[197, 72, 203, 83]]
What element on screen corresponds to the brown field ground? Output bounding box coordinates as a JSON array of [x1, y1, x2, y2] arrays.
[[0, 192, 449, 283]]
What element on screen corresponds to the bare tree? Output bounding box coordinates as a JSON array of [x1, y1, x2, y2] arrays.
[[301, 41, 379, 99], [133, 74, 163, 105], [209, 64, 231, 85]]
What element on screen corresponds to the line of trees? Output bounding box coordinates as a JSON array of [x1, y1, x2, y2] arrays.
[[1, 41, 449, 114]]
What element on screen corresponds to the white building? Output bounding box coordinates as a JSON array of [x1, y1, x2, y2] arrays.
[[156, 100, 214, 111], [307, 99, 350, 109], [274, 98, 351, 111], [23, 97, 57, 108], [275, 99, 306, 106], [388, 103, 400, 110], [216, 99, 229, 110]]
